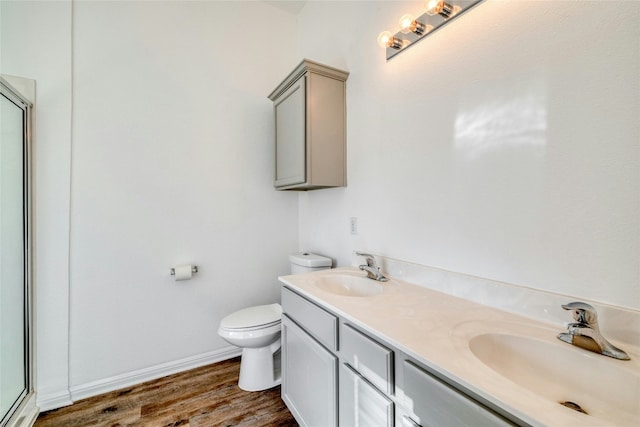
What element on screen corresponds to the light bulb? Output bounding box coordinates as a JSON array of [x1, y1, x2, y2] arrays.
[[425, 0, 442, 15], [425, 0, 458, 18], [377, 31, 392, 48], [399, 14, 415, 34], [399, 13, 429, 36], [377, 31, 403, 50]]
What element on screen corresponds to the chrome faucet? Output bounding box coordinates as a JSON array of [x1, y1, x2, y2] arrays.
[[356, 252, 388, 282], [557, 302, 630, 360]]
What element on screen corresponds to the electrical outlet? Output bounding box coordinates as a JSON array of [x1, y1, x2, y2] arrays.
[[350, 217, 358, 235]]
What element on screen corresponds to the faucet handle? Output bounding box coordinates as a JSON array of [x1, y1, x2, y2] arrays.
[[355, 251, 375, 258], [562, 302, 598, 325], [355, 252, 377, 267]]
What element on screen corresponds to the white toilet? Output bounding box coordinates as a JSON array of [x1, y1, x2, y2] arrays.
[[217, 252, 332, 391]]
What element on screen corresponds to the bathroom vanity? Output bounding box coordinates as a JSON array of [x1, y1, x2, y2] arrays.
[[268, 60, 349, 190], [281, 285, 514, 427], [279, 266, 640, 427]]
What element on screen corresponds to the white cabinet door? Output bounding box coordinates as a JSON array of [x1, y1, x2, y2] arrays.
[[274, 76, 306, 188], [340, 363, 393, 427], [281, 315, 337, 427]]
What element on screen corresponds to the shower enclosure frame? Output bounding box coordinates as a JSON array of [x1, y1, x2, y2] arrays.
[[1, 76, 36, 427]]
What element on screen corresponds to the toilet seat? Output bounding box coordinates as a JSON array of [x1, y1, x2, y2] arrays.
[[220, 303, 282, 331], [218, 322, 282, 343]]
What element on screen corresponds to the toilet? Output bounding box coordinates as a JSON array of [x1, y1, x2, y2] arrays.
[[217, 252, 332, 391]]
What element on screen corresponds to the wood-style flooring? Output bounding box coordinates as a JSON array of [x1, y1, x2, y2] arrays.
[[35, 357, 298, 427]]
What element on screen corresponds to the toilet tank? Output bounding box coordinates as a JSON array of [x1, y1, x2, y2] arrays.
[[289, 252, 332, 274]]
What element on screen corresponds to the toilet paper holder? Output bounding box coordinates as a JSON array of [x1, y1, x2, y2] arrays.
[[170, 265, 199, 276]]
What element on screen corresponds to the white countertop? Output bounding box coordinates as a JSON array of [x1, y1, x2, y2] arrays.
[[279, 267, 640, 427]]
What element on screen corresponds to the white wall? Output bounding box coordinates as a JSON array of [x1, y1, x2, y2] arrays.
[[297, 0, 640, 310], [2, 0, 301, 406], [69, 0, 299, 388], [1, 0, 73, 408]]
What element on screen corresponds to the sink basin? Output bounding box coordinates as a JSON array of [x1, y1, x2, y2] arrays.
[[313, 274, 383, 297], [469, 333, 640, 425]]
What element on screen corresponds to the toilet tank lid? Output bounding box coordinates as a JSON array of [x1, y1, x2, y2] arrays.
[[289, 252, 332, 268], [220, 303, 282, 329]]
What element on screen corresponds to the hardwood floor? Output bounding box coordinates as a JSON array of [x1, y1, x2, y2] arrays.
[[35, 357, 298, 427]]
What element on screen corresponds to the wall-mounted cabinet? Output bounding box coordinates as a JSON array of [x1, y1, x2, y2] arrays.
[[268, 60, 349, 191]]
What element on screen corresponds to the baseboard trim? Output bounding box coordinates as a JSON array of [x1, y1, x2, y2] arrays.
[[69, 346, 242, 403], [36, 389, 73, 413], [38, 347, 241, 411]]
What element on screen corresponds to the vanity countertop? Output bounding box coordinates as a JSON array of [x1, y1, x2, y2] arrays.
[[279, 267, 640, 427]]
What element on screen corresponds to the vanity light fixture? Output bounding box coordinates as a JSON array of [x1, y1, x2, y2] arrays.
[[377, 0, 484, 61]]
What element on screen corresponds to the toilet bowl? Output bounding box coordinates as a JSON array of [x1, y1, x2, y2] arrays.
[[217, 252, 332, 391], [218, 303, 283, 391]]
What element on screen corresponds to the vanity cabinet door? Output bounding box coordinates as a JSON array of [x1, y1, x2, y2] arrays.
[[340, 363, 393, 427], [402, 361, 515, 427], [281, 315, 337, 427]]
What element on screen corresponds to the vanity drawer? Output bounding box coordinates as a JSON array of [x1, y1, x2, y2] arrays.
[[341, 323, 394, 395], [281, 287, 338, 351], [402, 360, 515, 427]]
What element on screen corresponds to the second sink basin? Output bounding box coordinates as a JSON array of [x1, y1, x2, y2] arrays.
[[469, 333, 639, 425], [313, 274, 383, 297]]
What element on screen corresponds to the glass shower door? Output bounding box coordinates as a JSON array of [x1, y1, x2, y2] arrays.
[[0, 80, 30, 426]]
